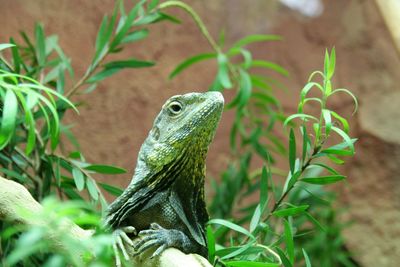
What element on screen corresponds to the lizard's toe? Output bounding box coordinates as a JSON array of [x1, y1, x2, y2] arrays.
[[133, 224, 174, 258]]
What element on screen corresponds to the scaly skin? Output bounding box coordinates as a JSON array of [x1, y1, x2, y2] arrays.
[[104, 92, 224, 262]]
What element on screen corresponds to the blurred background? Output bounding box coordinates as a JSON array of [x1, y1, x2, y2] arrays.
[[1, 0, 400, 266]]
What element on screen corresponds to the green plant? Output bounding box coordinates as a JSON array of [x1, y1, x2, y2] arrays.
[[0, 1, 358, 266]]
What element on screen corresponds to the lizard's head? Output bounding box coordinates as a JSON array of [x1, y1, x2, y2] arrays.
[[140, 92, 224, 168]]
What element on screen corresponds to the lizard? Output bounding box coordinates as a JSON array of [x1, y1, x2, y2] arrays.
[[103, 91, 224, 265]]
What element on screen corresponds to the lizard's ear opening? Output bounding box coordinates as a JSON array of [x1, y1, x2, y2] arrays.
[[151, 126, 160, 141]]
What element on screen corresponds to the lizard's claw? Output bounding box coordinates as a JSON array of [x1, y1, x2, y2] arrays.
[[133, 223, 182, 259], [112, 226, 137, 267]]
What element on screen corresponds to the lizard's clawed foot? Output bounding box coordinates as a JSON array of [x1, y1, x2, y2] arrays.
[[133, 223, 185, 259], [112, 226, 137, 267]]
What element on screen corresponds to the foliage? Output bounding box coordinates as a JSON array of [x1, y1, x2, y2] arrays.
[[0, 0, 358, 266]]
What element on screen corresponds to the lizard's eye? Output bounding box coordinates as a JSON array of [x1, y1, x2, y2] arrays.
[[168, 101, 183, 115]]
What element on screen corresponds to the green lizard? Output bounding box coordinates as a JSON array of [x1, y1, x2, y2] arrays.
[[104, 91, 224, 265]]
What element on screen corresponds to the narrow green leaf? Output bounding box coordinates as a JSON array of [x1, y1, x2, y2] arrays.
[[10, 39, 21, 73], [331, 126, 354, 153], [86, 68, 121, 83], [0, 89, 18, 148], [0, 43, 16, 51], [305, 212, 326, 231], [225, 261, 280, 267], [112, 1, 144, 47], [240, 48, 252, 69], [275, 247, 293, 267], [0, 168, 28, 183], [249, 204, 262, 232], [273, 205, 309, 217], [284, 219, 294, 264], [230, 34, 281, 49], [311, 163, 339, 175], [169, 53, 216, 79], [98, 182, 123, 196], [226, 69, 252, 108], [301, 175, 345, 185], [72, 167, 85, 191], [86, 178, 99, 201], [284, 114, 318, 127], [289, 128, 296, 174], [54, 157, 61, 187], [84, 164, 126, 174], [323, 49, 329, 77], [330, 88, 358, 114], [301, 126, 310, 163], [330, 110, 349, 133], [300, 82, 324, 101], [322, 109, 332, 135], [104, 59, 155, 69], [217, 53, 232, 88], [121, 29, 149, 44], [302, 248, 312, 267], [260, 165, 269, 208], [326, 154, 345, 164], [206, 226, 215, 262], [208, 219, 254, 239], [319, 148, 353, 156], [35, 23, 46, 66], [251, 60, 289, 76], [327, 47, 336, 80]]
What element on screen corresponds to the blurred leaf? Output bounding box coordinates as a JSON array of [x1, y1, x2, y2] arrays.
[[251, 60, 288, 77], [327, 47, 336, 80], [169, 53, 216, 79], [112, 1, 144, 47], [208, 219, 254, 239], [284, 219, 294, 264], [225, 261, 280, 267], [207, 225, 215, 263], [98, 182, 123, 196], [305, 212, 326, 231], [84, 164, 126, 174], [0, 89, 18, 149], [35, 23, 46, 66], [72, 167, 85, 191], [121, 29, 149, 44], [301, 175, 345, 185], [104, 59, 155, 69], [230, 34, 281, 49], [273, 205, 309, 217], [331, 126, 354, 153], [87, 68, 120, 83], [322, 109, 332, 135], [275, 247, 293, 267], [249, 204, 262, 232], [302, 248, 312, 267], [227, 69, 251, 108], [260, 165, 269, 208], [330, 111, 349, 133], [0, 43, 16, 51], [288, 128, 296, 174], [86, 178, 99, 201], [330, 88, 358, 114], [284, 114, 318, 127], [310, 163, 339, 175], [217, 53, 232, 88]]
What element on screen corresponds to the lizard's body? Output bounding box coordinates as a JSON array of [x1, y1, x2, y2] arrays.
[[104, 92, 224, 261]]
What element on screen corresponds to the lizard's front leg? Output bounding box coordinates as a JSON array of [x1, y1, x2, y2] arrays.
[[133, 223, 195, 258]]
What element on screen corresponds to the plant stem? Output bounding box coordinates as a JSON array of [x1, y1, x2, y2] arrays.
[[159, 1, 221, 54]]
